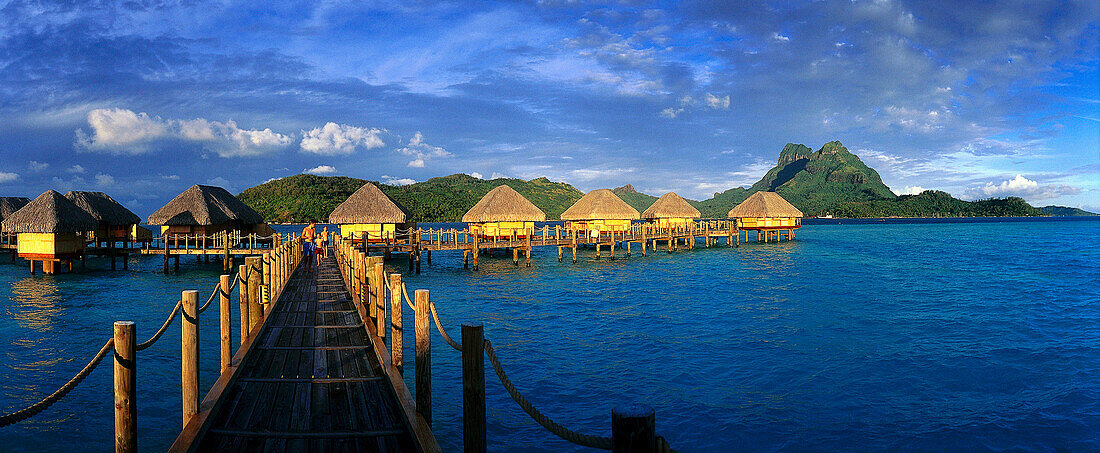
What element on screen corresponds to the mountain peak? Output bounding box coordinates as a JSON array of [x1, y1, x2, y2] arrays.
[[818, 140, 848, 155], [612, 184, 638, 194], [778, 143, 814, 165]]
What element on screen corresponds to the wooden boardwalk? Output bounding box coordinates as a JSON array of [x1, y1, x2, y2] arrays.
[[185, 256, 423, 452]]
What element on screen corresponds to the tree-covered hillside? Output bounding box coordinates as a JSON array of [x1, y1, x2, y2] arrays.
[[238, 174, 584, 222], [611, 184, 659, 213]]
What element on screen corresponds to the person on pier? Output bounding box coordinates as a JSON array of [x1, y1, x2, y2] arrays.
[[302, 220, 317, 271], [317, 226, 329, 260]]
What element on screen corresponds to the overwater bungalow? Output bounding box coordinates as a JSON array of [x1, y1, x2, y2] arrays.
[[560, 189, 639, 238], [641, 192, 700, 228], [329, 182, 413, 243], [147, 185, 271, 242], [462, 185, 545, 239], [728, 191, 803, 242], [1, 190, 97, 274], [64, 191, 143, 246]]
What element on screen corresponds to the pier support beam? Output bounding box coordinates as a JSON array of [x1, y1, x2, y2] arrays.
[[114, 321, 136, 453], [462, 323, 486, 453], [389, 273, 403, 373], [414, 289, 432, 426], [612, 404, 656, 453], [181, 290, 199, 429]]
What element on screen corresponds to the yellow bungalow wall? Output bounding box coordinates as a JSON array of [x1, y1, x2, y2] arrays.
[[650, 217, 694, 228], [469, 221, 534, 238], [736, 217, 801, 229], [17, 232, 85, 259], [341, 223, 398, 241], [566, 219, 632, 234]]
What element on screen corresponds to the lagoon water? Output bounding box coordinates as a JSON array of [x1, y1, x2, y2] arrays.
[[2, 218, 1098, 451]]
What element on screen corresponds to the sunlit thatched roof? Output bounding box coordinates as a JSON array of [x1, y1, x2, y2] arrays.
[[329, 183, 409, 224], [147, 185, 264, 226], [462, 185, 546, 223], [727, 192, 803, 218], [0, 197, 30, 225], [560, 189, 639, 220], [641, 192, 700, 219], [1, 190, 98, 233]]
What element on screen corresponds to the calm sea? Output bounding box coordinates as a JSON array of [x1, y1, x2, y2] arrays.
[[1, 218, 1098, 452]]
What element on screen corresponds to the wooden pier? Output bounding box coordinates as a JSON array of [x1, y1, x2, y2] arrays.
[[172, 254, 434, 451]]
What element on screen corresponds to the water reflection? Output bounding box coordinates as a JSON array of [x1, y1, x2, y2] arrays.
[[8, 278, 64, 333]]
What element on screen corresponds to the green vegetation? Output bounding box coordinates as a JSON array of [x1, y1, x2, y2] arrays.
[[611, 184, 659, 213], [239, 174, 583, 222], [1037, 205, 1097, 216], [239, 141, 1061, 222]]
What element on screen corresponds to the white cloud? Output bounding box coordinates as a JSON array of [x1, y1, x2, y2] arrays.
[[397, 132, 451, 167], [0, 172, 19, 183], [660, 107, 683, 118], [894, 186, 927, 196], [207, 176, 232, 188], [300, 122, 385, 155], [966, 174, 1081, 200], [28, 161, 48, 171], [569, 167, 635, 181], [470, 172, 483, 179], [94, 173, 114, 187], [76, 108, 293, 157], [772, 33, 790, 42], [304, 165, 337, 175], [491, 172, 507, 179], [381, 175, 416, 186], [76, 108, 171, 154], [704, 93, 730, 109], [66, 164, 86, 174]]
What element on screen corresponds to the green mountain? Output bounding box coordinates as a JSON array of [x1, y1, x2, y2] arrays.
[[238, 173, 584, 223], [1037, 205, 1097, 216], [611, 184, 659, 213], [238, 141, 1055, 222]]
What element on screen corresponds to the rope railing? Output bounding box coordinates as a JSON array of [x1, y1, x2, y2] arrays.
[[136, 301, 182, 351], [0, 338, 114, 427], [484, 339, 614, 449], [429, 301, 462, 351]]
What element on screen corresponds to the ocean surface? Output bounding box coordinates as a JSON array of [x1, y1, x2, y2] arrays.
[[1, 217, 1098, 452]]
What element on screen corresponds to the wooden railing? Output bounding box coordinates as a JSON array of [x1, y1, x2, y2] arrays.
[[0, 234, 304, 452]]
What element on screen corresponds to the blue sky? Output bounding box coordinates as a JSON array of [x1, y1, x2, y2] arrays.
[[0, 0, 1096, 215]]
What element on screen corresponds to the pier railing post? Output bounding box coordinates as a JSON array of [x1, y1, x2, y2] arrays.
[[246, 257, 263, 331], [389, 273, 403, 373], [374, 263, 385, 338], [219, 274, 232, 373], [414, 289, 431, 425], [612, 404, 656, 453], [113, 321, 136, 453], [261, 252, 271, 311], [181, 290, 199, 428], [462, 323, 486, 453], [238, 264, 249, 345]]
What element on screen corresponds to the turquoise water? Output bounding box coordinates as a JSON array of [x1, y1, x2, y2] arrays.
[[2, 218, 1098, 451]]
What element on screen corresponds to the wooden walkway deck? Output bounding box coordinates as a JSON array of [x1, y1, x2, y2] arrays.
[[184, 256, 423, 452]]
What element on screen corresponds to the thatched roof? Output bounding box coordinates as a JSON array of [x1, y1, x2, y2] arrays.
[[1, 190, 98, 233], [0, 197, 30, 223], [328, 183, 409, 224], [147, 185, 265, 226], [560, 189, 639, 221], [65, 191, 141, 226], [727, 191, 804, 218], [462, 185, 546, 223], [642, 192, 700, 219]]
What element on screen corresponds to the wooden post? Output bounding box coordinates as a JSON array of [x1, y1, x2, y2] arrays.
[[464, 249, 469, 268], [238, 264, 249, 344], [389, 273, 403, 373], [462, 323, 486, 453], [246, 257, 263, 331], [262, 252, 271, 310], [219, 274, 232, 373], [181, 290, 199, 428], [415, 289, 431, 426], [612, 404, 656, 453], [374, 263, 385, 338], [114, 321, 136, 453], [512, 248, 519, 266]]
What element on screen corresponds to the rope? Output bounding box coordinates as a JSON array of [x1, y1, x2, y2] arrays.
[[0, 338, 114, 427], [402, 282, 415, 311], [136, 301, 182, 351], [197, 283, 220, 314], [429, 302, 462, 351], [484, 339, 613, 450]]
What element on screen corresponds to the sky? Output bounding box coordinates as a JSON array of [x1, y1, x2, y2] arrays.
[[0, 0, 1097, 215]]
